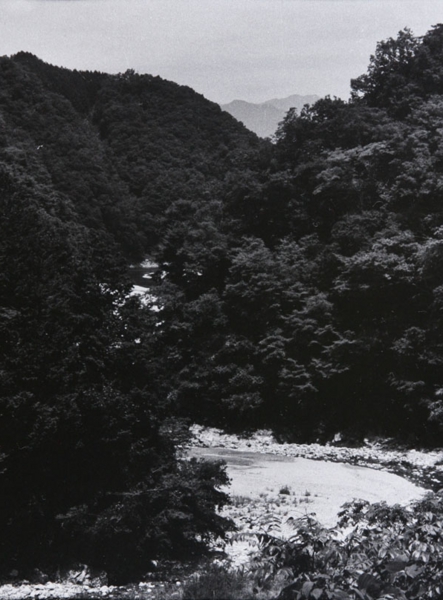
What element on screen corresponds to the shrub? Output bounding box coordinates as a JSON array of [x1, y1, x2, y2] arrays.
[[246, 491, 443, 599]]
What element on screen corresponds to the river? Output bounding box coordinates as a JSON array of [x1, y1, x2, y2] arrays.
[[189, 446, 426, 528]]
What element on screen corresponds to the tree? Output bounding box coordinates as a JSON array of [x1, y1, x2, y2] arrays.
[[351, 28, 420, 115], [0, 172, 232, 582]]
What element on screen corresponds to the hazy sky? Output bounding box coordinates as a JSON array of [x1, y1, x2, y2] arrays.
[[1, 0, 443, 104]]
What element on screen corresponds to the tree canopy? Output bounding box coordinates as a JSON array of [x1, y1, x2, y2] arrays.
[[147, 25, 443, 444]]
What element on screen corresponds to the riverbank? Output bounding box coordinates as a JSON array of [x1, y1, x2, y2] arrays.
[[188, 426, 439, 568], [0, 574, 183, 599], [2, 427, 442, 598], [189, 425, 443, 490]]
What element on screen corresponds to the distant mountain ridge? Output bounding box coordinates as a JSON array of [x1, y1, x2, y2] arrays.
[[221, 94, 320, 138]]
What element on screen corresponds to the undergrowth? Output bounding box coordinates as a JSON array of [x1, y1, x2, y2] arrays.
[[184, 491, 443, 600]]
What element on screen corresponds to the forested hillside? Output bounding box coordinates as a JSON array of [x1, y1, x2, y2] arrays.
[[3, 24, 443, 584], [150, 24, 443, 446], [0, 52, 260, 581], [0, 52, 261, 256]]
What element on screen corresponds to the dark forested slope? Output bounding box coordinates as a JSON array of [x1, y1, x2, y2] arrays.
[[150, 25, 443, 446], [0, 52, 261, 256], [0, 53, 263, 581]]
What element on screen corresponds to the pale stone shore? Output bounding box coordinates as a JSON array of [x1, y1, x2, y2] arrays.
[[189, 425, 443, 489], [0, 578, 179, 599], [0, 582, 115, 600], [189, 426, 443, 568]]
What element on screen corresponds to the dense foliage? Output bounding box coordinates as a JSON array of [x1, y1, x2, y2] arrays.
[[181, 491, 443, 600], [0, 57, 255, 581], [3, 22, 443, 583], [149, 24, 443, 445], [0, 177, 232, 581], [245, 492, 443, 600], [0, 52, 261, 258]]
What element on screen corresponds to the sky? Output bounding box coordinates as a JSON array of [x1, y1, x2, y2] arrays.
[[1, 0, 443, 105]]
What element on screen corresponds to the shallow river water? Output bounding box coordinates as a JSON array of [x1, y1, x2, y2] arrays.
[[190, 446, 426, 527]]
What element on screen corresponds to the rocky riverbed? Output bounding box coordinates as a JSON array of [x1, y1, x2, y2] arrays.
[[0, 576, 182, 600], [188, 426, 443, 567], [188, 425, 443, 490], [2, 426, 442, 598]]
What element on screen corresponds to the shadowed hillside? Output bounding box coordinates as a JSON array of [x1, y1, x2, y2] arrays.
[[0, 52, 262, 258], [0, 52, 264, 582]]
